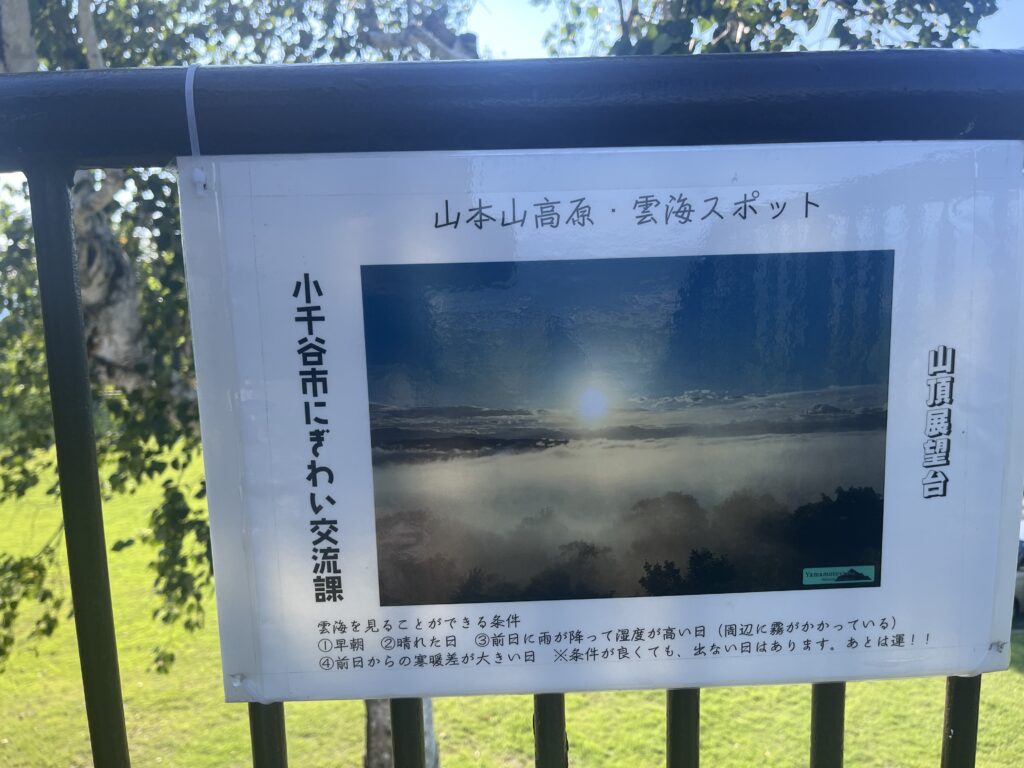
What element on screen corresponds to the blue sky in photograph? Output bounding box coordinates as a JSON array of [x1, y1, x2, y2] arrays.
[[361, 251, 894, 409]]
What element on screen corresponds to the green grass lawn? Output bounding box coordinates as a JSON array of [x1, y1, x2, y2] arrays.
[[1, 474, 1023, 767]]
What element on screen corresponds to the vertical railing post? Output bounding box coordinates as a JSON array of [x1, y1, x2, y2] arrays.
[[391, 698, 426, 768], [249, 702, 288, 767], [941, 675, 982, 768], [810, 682, 846, 768], [533, 693, 568, 768], [26, 163, 132, 768], [667, 688, 700, 768]]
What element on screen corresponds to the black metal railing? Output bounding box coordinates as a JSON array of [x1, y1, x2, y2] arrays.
[[5, 49, 1022, 768]]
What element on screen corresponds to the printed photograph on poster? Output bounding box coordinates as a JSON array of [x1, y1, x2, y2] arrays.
[[360, 250, 894, 606]]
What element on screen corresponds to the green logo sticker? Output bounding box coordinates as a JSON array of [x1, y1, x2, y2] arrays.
[[802, 566, 876, 585]]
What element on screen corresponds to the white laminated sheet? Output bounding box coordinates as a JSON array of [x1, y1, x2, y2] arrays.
[[177, 142, 1024, 702]]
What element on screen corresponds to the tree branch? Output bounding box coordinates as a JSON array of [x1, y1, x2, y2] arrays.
[[616, 0, 629, 38], [76, 0, 105, 69], [360, 2, 478, 60], [711, 13, 739, 46]]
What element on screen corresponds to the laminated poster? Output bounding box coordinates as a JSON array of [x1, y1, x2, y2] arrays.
[[177, 141, 1024, 703]]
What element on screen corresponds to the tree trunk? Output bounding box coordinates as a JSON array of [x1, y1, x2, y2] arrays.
[[0, 0, 38, 73], [365, 700, 394, 768], [3, 1, 149, 393], [423, 697, 440, 768], [70, 171, 152, 392], [364, 699, 440, 768]]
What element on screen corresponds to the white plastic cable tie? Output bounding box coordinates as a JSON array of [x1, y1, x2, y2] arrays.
[[184, 63, 208, 196], [185, 63, 201, 156]]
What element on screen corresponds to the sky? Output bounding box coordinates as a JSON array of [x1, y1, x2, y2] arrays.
[[971, 1, 1024, 48], [361, 251, 894, 410]]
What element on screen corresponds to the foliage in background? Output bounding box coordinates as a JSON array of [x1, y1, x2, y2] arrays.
[[0, 0, 474, 672], [534, 0, 998, 56]]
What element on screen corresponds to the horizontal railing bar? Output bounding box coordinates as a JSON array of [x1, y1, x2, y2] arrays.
[[534, 693, 568, 768], [810, 682, 846, 768], [941, 674, 982, 768], [666, 688, 700, 768], [2, 50, 1024, 171]]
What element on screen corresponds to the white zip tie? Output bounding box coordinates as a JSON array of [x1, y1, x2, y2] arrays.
[[184, 63, 201, 156], [184, 63, 208, 195]]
